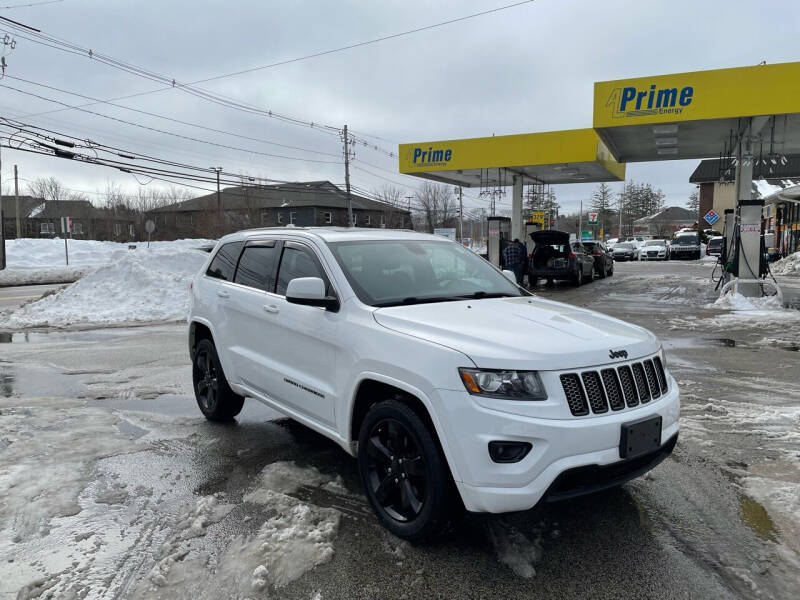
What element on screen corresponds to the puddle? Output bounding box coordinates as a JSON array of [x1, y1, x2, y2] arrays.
[[713, 338, 737, 348], [739, 495, 778, 542]]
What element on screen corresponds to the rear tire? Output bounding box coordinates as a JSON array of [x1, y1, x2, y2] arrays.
[[598, 264, 607, 279], [358, 399, 459, 541], [584, 265, 594, 283], [192, 338, 244, 421]]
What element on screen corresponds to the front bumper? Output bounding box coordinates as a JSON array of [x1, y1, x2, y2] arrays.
[[434, 380, 680, 513]]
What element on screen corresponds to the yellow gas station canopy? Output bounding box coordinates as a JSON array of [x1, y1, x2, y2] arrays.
[[397, 128, 625, 187], [593, 61, 800, 162]]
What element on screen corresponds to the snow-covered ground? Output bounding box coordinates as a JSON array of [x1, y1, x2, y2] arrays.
[[0, 238, 213, 286], [772, 250, 800, 276], [2, 239, 211, 329]]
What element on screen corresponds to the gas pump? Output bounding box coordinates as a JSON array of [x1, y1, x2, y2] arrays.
[[487, 216, 511, 267]]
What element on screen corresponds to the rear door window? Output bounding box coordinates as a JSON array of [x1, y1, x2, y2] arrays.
[[275, 242, 330, 296], [233, 241, 279, 292], [206, 241, 244, 281]]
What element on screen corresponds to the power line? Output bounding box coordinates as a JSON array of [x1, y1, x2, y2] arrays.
[[1, 1, 536, 141], [0, 0, 64, 9], [2, 74, 342, 158], [0, 83, 343, 165]]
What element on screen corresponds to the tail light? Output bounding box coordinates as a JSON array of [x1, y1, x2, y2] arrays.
[[593, 251, 602, 256], [568, 252, 576, 259]]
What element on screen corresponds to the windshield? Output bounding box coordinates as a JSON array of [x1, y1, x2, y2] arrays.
[[328, 239, 523, 307], [645, 240, 663, 246], [616, 243, 634, 249], [674, 234, 698, 244]]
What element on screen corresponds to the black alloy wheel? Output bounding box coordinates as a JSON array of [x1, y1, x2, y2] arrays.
[[192, 338, 245, 421], [358, 400, 458, 540], [365, 418, 427, 522]]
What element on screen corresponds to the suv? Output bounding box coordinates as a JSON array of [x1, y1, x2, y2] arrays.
[[188, 228, 680, 540], [528, 230, 596, 286], [670, 232, 701, 260]]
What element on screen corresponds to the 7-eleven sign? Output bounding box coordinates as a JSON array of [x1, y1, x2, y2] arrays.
[[587, 212, 599, 225]]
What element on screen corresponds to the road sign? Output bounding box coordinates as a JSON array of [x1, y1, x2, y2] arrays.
[[587, 212, 599, 225], [581, 230, 592, 241], [703, 210, 719, 226], [434, 227, 456, 240], [530, 210, 545, 226], [145, 219, 156, 233]]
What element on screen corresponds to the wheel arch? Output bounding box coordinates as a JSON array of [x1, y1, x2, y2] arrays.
[[188, 318, 215, 362], [348, 374, 462, 483]]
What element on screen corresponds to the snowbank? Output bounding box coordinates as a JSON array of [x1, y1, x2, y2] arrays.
[[772, 251, 800, 276], [712, 291, 784, 311], [3, 244, 208, 329]]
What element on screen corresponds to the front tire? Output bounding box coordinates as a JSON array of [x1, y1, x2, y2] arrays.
[[358, 400, 458, 541], [192, 338, 244, 421]]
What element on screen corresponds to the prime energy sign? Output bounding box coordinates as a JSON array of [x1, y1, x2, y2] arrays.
[[594, 62, 800, 128]]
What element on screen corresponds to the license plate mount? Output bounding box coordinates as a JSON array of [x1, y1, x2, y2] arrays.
[[619, 415, 662, 459]]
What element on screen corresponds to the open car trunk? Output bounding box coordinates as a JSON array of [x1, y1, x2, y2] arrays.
[[530, 230, 571, 269]]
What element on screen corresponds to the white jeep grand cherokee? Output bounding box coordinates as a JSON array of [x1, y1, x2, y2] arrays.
[[188, 228, 679, 540]]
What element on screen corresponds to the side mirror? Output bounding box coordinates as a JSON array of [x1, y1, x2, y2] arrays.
[[285, 277, 339, 311], [502, 269, 517, 284]]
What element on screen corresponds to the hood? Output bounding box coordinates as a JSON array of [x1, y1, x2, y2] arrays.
[[643, 244, 667, 250], [613, 246, 634, 253], [373, 296, 659, 371], [530, 230, 570, 245]]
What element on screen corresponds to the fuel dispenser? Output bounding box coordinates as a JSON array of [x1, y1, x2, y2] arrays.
[[487, 216, 511, 267]]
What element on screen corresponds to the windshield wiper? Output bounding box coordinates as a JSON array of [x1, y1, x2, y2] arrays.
[[458, 291, 519, 299], [374, 295, 472, 307]]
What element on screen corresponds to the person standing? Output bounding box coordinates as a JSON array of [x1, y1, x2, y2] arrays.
[[502, 238, 525, 286]]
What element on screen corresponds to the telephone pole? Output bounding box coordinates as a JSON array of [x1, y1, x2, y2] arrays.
[[343, 125, 353, 227], [0, 144, 5, 269], [456, 186, 463, 242], [14, 165, 20, 239], [211, 167, 222, 238]]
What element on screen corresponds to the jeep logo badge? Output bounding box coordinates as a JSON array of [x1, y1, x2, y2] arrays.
[[609, 349, 628, 359]]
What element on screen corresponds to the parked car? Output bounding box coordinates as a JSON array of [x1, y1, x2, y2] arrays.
[[582, 240, 615, 277], [670, 231, 701, 260], [612, 242, 636, 261], [605, 237, 619, 250], [639, 240, 669, 261], [528, 230, 595, 286], [706, 236, 723, 257], [189, 228, 679, 540]]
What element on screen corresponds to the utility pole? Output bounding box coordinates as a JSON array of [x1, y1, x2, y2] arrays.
[[456, 186, 463, 242], [0, 144, 5, 269], [212, 167, 222, 238], [14, 164, 20, 239], [579, 199, 583, 240], [343, 125, 353, 227]]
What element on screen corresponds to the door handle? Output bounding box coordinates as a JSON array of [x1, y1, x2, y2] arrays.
[[217, 290, 229, 298], [263, 304, 280, 314]]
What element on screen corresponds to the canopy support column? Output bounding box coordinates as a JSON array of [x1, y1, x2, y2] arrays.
[[512, 175, 524, 243]]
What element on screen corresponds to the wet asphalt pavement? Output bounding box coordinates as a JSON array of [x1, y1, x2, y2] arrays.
[[1, 261, 799, 599]]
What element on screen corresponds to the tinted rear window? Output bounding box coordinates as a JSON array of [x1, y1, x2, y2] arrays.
[[234, 243, 279, 291], [206, 241, 243, 281]]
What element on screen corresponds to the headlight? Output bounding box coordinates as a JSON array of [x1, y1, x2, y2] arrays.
[[459, 368, 547, 400]]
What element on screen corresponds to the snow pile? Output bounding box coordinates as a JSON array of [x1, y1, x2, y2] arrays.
[[712, 291, 784, 312], [243, 461, 337, 502], [3, 244, 208, 329], [485, 519, 542, 578], [1, 237, 213, 286], [772, 251, 800, 276], [232, 491, 340, 589], [147, 494, 234, 587]]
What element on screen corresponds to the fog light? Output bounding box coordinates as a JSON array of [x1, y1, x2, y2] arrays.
[[488, 441, 532, 463]]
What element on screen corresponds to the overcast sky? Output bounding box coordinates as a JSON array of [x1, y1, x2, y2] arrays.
[[1, 0, 799, 216]]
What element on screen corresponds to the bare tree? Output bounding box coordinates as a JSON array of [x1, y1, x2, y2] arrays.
[[27, 176, 68, 203], [373, 184, 404, 228], [414, 181, 457, 233]]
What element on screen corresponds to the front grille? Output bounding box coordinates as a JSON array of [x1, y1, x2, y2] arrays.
[[653, 357, 668, 394], [601, 369, 625, 411], [643, 359, 660, 399], [617, 365, 639, 407], [561, 355, 668, 416], [632, 363, 651, 403], [560, 374, 589, 416], [581, 371, 608, 414], [647, 251, 658, 257]]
